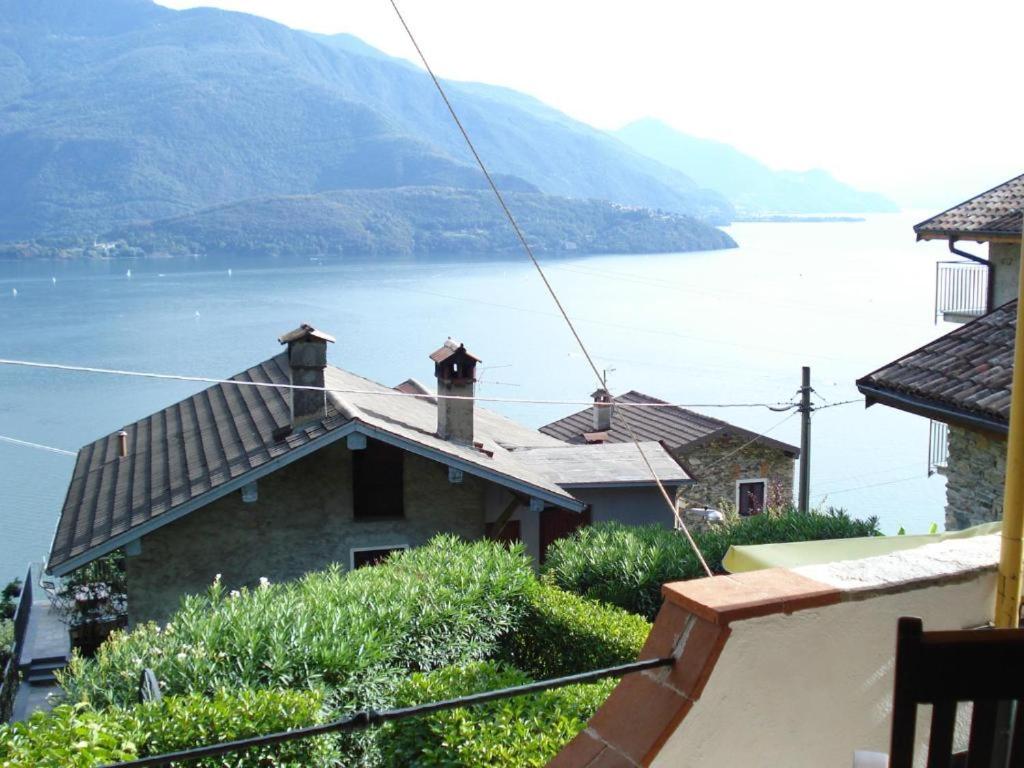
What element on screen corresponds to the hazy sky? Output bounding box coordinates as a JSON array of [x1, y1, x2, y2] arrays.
[[157, 0, 1023, 207]]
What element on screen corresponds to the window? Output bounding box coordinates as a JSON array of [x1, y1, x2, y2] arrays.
[[351, 545, 407, 570], [736, 479, 767, 517], [352, 440, 404, 519]]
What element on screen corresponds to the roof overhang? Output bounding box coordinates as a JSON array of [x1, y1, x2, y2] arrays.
[[48, 419, 584, 576], [915, 231, 1022, 245], [856, 382, 1008, 438], [557, 479, 693, 490], [677, 427, 800, 458]]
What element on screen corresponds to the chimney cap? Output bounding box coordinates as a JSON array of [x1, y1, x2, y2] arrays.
[[278, 324, 335, 345], [591, 388, 613, 401], [429, 338, 481, 365]]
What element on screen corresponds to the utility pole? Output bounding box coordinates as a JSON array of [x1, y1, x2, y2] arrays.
[[798, 366, 811, 514]]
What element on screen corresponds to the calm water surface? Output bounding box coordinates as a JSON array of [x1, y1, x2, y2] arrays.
[[0, 213, 950, 582]]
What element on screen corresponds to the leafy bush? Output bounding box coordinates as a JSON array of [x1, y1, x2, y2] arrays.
[[503, 583, 650, 679], [0, 688, 332, 768], [381, 661, 613, 767], [1, 579, 20, 622], [61, 536, 536, 710], [544, 509, 881, 619], [0, 619, 12, 668]]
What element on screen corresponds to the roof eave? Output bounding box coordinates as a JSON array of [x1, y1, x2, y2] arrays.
[[856, 382, 1008, 437], [557, 479, 692, 489], [915, 230, 1022, 244]]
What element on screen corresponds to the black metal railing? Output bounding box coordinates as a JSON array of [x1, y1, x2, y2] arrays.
[[928, 420, 949, 477], [101, 656, 674, 768], [0, 566, 34, 721], [934, 261, 989, 323]]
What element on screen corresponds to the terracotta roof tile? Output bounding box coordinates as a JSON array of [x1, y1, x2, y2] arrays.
[[915, 173, 1024, 240]]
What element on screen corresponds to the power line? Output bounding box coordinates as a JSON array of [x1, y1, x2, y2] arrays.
[[0, 434, 76, 457], [0, 358, 799, 411], [385, 0, 713, 577]]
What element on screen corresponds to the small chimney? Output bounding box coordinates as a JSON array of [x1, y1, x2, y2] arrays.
[[278, 324, 335, 429], [592, 388, 613, 432], [430, 338, 480, 445], [117, 430, 128, 458]]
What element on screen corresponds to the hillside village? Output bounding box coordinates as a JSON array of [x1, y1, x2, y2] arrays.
[[2, 1, 1024, 766]]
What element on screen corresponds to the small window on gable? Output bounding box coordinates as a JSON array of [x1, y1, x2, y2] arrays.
[[737, 479, 767, 517], [353, 440, 404, 520]]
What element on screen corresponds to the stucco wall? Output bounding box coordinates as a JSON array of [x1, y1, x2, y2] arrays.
[[571, 486, 679, 528], [944, 424, 1006, 530], [676, 436, 795, 512], [126, 439, 486, 624], [989, 241, 1021, 307], [650, 577, 993, 767]]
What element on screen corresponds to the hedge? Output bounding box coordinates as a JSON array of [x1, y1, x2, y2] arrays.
[[543, 509, 881, 619], [381, 661, 614, 767], [0, 688, 332, 768], [61, 535, 536, 709], [504, 583, 651, 679]]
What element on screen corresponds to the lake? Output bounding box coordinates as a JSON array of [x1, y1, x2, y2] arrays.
[[0, 212, 949, 583]]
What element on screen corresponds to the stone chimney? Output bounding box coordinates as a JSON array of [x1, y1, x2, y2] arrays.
[[431, 338, 480, 444], [592, 388, 613, 432], [278, 324, 335, 429]]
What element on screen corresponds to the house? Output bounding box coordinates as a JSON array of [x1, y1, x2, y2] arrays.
[[919, 172, 1023, 322], [857, 301, 1013, 530], [539, 390, 799, 516], [45, 326, 690, 625], [857, 175, 1022, 530]]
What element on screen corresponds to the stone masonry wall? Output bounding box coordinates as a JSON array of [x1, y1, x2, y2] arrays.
[[126, 438, 486, 624], [944, 424, 1007, 530], [676, 436, 795, 513]]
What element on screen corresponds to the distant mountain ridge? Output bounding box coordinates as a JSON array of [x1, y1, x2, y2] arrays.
[[614, 119, 898, 215], [0, 0, 732, 242], [98, 187, 736, 258]]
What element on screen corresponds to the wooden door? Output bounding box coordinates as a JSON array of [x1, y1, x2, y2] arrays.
[[540, 507, 591, 563]]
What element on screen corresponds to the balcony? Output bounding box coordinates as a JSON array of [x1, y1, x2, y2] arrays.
[[928, 419, 949, 477], [934, 260, 989, 324]]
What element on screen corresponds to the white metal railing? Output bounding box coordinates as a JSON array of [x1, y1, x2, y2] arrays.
[[934, 261, 988, 323], [928, 420, 949, 477]]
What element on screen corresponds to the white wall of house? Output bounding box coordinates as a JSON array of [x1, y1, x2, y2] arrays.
[[989, 241, 1021, 307], [648, 538, 998, 768]]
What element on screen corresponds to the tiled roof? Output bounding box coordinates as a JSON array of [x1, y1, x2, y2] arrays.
[[856, 301, 1016, 431], [510, 442, 691, 487], [539, 390, 799, 456], [50, 354, 689, 574], [915, 173, 1024, 240]]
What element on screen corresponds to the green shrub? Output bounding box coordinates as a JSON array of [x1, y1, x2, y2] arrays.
[[544, 509, 881, 619], [61, 536, 536, 710], [503, 583, 651, 679], [381, 661, 613, 767], [0, 688, 332, 768], [0, 620, 13, 666]]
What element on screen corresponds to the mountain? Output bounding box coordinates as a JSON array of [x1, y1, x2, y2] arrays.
[[80, 187, 735, 258], [614, 119, 898, 215], [0, 0, 732, 241]]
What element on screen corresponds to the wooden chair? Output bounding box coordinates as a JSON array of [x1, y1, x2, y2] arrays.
[[889, 616, 1024, 768]]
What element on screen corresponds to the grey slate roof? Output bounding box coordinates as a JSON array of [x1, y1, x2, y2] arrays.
[[539, 390, 799, 456], [50, 353, 687, 575], [510, 442, 691, 487], [856, 301, 1016, 432], [915, 173, 1024, 241]]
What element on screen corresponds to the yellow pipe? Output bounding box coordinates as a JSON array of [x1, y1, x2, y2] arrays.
[[995, 233, 1024, 628]]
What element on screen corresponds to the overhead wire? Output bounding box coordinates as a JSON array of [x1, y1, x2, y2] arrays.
[[0, 434, 76, 457], [384, 0, 715, 576], [0, 359, 799, 411]]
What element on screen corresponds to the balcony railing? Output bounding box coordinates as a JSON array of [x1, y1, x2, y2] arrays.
[[934, 261, 989, 323], [928, 420, 948, 477]]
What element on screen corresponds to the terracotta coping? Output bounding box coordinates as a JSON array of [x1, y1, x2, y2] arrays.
[[661, 567, 842, 625]]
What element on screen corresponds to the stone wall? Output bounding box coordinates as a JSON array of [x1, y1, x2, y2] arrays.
[[676, 435, 795, 512], [989, 241, 1021, 307], [126, 438, 486, 624], [944, 424, 1007, 530]]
